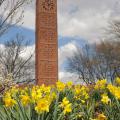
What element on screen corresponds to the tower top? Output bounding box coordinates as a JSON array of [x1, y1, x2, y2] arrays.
[[37, 0, 57, 13]]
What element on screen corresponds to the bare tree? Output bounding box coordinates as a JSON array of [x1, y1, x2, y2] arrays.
[[108, 19, 120, 39], [66, 44, 97, 84], [0, 34, 35, 83], [0, 0, 31, 36], [95, 41, 120, 82], [0, 0, 34, 83], [66, 41, 120, 85]]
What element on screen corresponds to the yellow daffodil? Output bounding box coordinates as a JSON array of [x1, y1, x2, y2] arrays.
[[95, 79, 107, 90], [20, 90, 27, 95], [101, 94, 110, 104], [115, 77, 120, 85], [107, 84, 120, 100], [60, 97, 70, 107], [51, 92, 57, 100], [66, 81, 73, 88], [31, 88, 42, 102], [107, 84, 115, 93], [75, 85, 81, 95], [81, 99, 85, 104], [31, 90, 37, 101], [97, 113, 107, 120], [63, 103, 72, 114], [74, 86, 89, 101], [35, 98, 50, 113], [4, 98, 16, 108], [4, 92, 11, 98], [20, 95, 30, 106], [114, 87, 120, 100], [60, 97, 72, 114], [56, 81, 65, 91], [40, 84, 51, 94]]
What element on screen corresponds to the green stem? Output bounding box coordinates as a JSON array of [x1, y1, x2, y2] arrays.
[[0, 111, 5, 120], [57, 113, 64, 120], [42, 112, 44, 120], [53, 92, 59, 120], [3, 107, 11, 120], [16, 100, 26, 120], [37, 114, 40, 120]]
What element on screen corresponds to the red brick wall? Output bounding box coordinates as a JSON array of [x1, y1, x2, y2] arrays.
[[36, 0, 58, 85]]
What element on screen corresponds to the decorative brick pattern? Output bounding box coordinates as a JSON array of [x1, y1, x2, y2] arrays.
[[37, 0, 56, 13], [36, 0, 58, 85]]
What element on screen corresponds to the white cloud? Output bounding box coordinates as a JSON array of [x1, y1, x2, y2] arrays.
[[58, 41, 77, 69], [59, 71, 75, 82], [22, 10, 35, 30], [58, 0, 120, 42], [58, 42, 83, 83], [59, 71, 82, 84], [20, 45, 35, 61], [21, 0, 35, 30], [0, 44, 5, 50]]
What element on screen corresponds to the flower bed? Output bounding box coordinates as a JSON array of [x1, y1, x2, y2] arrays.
[[0, 78, 120, 120]]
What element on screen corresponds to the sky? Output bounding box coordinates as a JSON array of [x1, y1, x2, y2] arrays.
[[0, 0, 120, 83]]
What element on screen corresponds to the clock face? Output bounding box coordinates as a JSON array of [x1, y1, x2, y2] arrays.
[[42, 0, 54, 11]]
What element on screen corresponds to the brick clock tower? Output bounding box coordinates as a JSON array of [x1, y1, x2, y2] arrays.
[[36, 0, 58, 85]]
